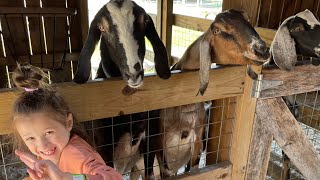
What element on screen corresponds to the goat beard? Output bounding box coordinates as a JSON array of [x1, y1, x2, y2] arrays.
[[122, 85, 138, 96]]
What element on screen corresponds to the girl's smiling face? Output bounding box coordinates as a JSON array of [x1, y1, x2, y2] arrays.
[[14, 112, 73, 164]]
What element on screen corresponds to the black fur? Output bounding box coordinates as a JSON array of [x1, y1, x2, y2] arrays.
[[74, 0, 171, 85]]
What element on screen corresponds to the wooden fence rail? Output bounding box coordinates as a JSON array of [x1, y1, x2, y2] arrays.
[[0, 66, 246, 135]]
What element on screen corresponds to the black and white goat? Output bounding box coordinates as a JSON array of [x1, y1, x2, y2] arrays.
[[270, 9, 320, 70], [73, 0, 171, 89], [155, 9, 270, 178], [73, 0, 170, 178], [269, 9, 320, 179]]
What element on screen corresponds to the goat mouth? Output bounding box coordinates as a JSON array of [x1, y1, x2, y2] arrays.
[[244, 50, 270, 65], [128, 81, 143, 88]]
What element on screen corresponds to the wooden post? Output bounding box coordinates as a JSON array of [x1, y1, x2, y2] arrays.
[[77, 0, 88, 45], [256, 97, 320, 180], [230, 65, 261, 180], [222, 0, 260, 26], [245, 116, 273, 180], [206, 97, 237, 164], [0, 66, 8, 88], [157, 0, 173, 65]]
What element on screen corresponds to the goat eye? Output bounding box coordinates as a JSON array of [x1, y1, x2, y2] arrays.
[[291, 26, 303, 32], [213, 29, 221, 34]]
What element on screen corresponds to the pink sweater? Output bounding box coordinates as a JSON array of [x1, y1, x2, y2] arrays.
[[58, 135, 123, 180]]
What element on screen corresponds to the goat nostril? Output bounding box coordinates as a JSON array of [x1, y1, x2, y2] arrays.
[[254, 45, 268, 54], [125, 73, 130, 79], [181, 131, 189, 139]]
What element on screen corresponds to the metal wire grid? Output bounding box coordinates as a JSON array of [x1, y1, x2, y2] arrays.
[[171, 25, 203, 59], [267, 91, 320, 180], [0, 97, 236, 180], [0, 2, 77, 88], [88, 98, 235, 179], [0, 99, 235, 180]]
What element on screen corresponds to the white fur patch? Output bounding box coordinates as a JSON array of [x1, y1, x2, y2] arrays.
[[107, 0, 140, 74], [315, 47, 320, 56], [295, 9, 320, 29]]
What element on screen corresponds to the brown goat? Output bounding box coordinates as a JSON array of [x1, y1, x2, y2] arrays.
[[156, 9, 270, 178]]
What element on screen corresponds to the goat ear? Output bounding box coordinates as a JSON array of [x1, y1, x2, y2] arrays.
[[197, 30, 212, 96], [73, 18, 102, 84], [271, 23, 297, 71], [145, 14, 171, 79]]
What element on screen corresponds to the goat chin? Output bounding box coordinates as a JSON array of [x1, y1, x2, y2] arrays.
[[163, 129, 196, 173], [113, 132, 145, 174]]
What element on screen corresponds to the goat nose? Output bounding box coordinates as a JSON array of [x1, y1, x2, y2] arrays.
[[253, 41, 268, 54]]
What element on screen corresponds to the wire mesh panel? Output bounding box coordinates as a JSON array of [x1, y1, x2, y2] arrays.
[[0, 0, 80, 88], [0, 97, 237, 180], [171, 25, 203, 59], [267, 91, 320, 180]]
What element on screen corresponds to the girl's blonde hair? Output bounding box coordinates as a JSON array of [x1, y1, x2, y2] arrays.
[[11, 64, 91, 151]]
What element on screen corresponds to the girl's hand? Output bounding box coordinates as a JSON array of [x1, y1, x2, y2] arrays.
[[15, 150, 72, 180]]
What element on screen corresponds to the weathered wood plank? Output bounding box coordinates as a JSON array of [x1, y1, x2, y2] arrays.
[[260, 64, 320, 99], [280, 0, 297, 23], [207, 97, 236, 164], [222, 0, 260, 26], [268, 0, 285, 29], [173, 14, 212, 32], [175, 162, 231, 180], [246, 116, 273, 180], [0, 53, 79, 66], [230, 65, 261, 180], [256, 97, 320, 180], [159, 0, 173, 65], [0, 66, 246, 135], [0, 7, 76, 16], [0, 66, 8, 88], [172, 14, 276, 45], [257, 0, 272, 28], [76, 0, 88, 45]]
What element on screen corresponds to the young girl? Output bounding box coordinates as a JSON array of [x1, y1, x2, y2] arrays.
[[11, 64, 123, 180]]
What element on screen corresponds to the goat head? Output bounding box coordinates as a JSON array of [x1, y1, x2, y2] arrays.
[[173, 9, 270, 95], [73, 0, 171, 90], [270, 9, 320, 71]]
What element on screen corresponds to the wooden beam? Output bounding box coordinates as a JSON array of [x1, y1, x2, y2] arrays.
[[260, 64, 320, 99], [0, 66, 246, 135], [159, 0, 173, 65], [256, 97, 320, 180], [175, 162, 231, 180], [77, 0, 88, 45], [206, 97, 236, 164], [230, 65, 261, 180], [172, 14, 276, 44], [0, 7, 77, 17], [173, 14, 212, 32], [222, 0, 260, 26], [246, 116, 273, 180], [0, 53, 79, 66]]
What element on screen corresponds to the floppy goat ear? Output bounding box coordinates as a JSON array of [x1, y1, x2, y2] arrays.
[[73, 18, 102, 84], [270, 20, 297, 71], [145, 14, 171, 79], [198, 29, 212, 96]]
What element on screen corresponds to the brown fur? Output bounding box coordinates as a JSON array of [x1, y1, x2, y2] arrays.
[[157, 103, 206, 177]]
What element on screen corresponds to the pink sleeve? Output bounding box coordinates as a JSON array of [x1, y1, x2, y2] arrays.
[[82, 156, 123, 180]]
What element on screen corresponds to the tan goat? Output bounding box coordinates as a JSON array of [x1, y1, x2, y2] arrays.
[[155, 9, 270, 178]]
